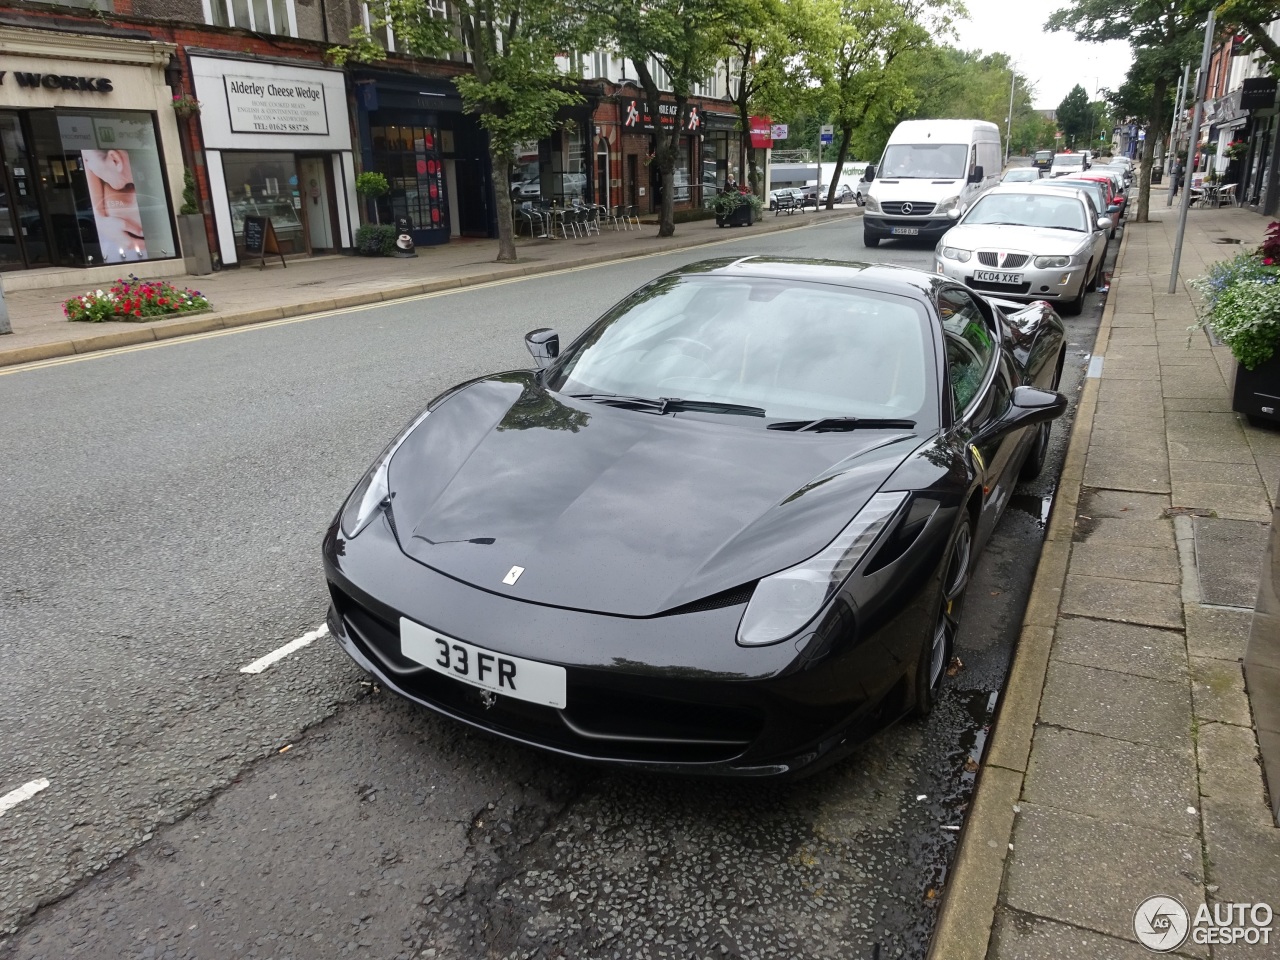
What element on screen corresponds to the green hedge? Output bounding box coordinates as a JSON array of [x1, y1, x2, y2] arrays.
[[355, 224, 396, 256]]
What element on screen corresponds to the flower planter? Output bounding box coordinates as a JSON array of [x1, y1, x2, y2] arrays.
[[1232, 352, 1280, 427], [715, 202, 754, 228]]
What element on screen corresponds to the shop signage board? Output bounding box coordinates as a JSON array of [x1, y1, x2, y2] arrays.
[[820, 124, 834, 145], [621, 100, 701, 132], [242, 215, 286, 269], [748, 116, 772, 148], [225, 75, 329, 135], [771, 124, 789, 140]]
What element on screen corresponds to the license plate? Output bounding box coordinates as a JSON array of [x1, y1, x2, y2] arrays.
[[973, 270, 1023, 284], [891, 226, 919, 236], [400, 617, 567, 709]]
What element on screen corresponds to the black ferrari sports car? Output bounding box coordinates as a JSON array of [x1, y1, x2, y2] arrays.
[[323, 257, 1067, 777]]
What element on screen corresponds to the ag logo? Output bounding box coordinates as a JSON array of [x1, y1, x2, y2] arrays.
[[1134, 895, 1190, 952]]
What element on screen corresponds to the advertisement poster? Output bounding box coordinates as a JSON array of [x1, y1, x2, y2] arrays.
[[81, 149, 146, 263]]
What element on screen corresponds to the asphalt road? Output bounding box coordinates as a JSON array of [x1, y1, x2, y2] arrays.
[[0, 215, 1109, 959]]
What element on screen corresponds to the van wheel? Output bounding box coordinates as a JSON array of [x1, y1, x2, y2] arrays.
[[863, 231, 881, 248]]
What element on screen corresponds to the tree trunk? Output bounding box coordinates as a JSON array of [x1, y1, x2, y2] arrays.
[[659, 163, 676, 237], [736, 97, 751, 190], [490, 145, 518, 262], [1135, 76, 1168, 224], [827, 127, 854, 210]]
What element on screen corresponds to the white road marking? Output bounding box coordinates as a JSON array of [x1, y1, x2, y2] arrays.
[[0, 778, 50, 816], [240, 624, 329, 674]]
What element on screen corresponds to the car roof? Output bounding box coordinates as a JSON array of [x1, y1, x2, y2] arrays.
[[981, 183, 1089, 201], [664, 256, 947, 302]]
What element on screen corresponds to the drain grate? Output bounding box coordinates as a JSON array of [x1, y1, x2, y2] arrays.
[[1212, 237, 1244, 244]]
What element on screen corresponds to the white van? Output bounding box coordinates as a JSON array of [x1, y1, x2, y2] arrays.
[[861, 119, 1003, 247]]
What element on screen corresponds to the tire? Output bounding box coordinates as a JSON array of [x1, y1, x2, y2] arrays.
[[1063, 267, 1089, 315], [856, 193, 865, 206], [863, 230, 881, 248], [1019, 422, 1052, 480], [913, 515, 972, 718]]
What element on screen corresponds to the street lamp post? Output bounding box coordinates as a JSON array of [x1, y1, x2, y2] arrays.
[[1005, 65, 1016, 165]]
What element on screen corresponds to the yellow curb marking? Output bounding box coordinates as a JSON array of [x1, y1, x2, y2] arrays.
[[1, 215, 858, 377]]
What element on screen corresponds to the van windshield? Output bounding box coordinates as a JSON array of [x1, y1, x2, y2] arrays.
[[879, 143, 968, 179]]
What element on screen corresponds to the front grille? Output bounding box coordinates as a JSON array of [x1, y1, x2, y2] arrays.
[[880, 201, 935, 216], [660, 583, 756, 616], [966, 277, 1032, 294], [976, 252, 1029, 268], [329, 586, 763, 764]]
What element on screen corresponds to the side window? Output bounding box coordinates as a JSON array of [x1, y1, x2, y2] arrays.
[[969, 144, 978, 178], [939, 287, 996, 416]]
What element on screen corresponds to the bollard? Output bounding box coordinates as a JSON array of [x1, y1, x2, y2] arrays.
[[0, 272, 10, 336]]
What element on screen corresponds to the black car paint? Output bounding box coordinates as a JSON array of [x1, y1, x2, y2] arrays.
[[323, 258, 1065, 776]]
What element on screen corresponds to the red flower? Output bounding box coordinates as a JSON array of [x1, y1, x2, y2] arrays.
[[1265, 257, 1275, 266]]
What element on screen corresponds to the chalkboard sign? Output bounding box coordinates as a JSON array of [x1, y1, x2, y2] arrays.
[[242, 215, 286, 269]]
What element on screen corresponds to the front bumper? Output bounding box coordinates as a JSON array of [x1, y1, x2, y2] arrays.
[[322, 506, 945, 777], [936, 256, 1087, 301]]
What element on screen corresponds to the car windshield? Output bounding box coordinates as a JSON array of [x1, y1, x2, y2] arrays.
[[1053, 154, 1084, 167], [965, 193, 1088, 231], [1053, 180, 1107, 206], [1002, 169, 1040, 181], [879, 143, 968, 179], [546, 275, 935, 425]]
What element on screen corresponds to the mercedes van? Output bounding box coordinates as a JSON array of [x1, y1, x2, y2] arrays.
[[860, 119, 1003, 247]]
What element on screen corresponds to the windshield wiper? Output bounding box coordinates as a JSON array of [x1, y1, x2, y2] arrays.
[[569, 393, 765, 417], [767, 417, 917, 432]]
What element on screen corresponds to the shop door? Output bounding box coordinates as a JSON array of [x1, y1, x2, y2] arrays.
[[626, 155, 637, 210], [0, 112, 48, 270], [454, 158, 489, 236], [298, 156, 334, 251]]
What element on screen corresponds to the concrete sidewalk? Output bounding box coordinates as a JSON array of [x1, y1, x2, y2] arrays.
[[934, 205, 1280, 959], [0, 205, 858, 368]]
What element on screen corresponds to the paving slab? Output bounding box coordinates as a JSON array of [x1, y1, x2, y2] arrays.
[[1023, 725, 1199, 834], [1060, 574, 1184, 629], [1172, 481, 1273, 522], [1170, 460, 1264, 488], [1099, 379, 1165, 404], [1052, 616, 1188, 682], [1091, 403, 1166, 432], [1191, 517, 1270, 607], [1196, 722, 1269, 815], [1077, 488, 1171, 521], [1190, 657, 1254, 728], [1200, 798, 1280, 902], [1072, 517, 1177, 548], [1185, 605, 1254, 662], [1003, 803, 1206, 953], [1038, 660, 1192, 746], [1164, 396, 1236, 413], [989, 910, 1194, 960], [1083, 457, 1172, 494], [1068, 540, 1180, 584]]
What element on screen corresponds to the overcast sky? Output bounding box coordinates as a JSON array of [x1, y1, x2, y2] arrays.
[[951, 0, 1132, 109]]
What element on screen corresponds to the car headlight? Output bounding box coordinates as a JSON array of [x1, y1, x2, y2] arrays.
[[737, 491, 908, 646], [936, 195, 960, 217], [340, 408, 433, 538], [942, 246, 971, 262], [1034, 255, 1071, 269], [864, 195, 881, 212]]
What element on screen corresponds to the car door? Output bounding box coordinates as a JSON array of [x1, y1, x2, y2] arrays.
[[940, 285, 1023, 547]]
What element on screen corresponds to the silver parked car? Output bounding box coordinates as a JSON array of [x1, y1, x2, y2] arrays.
[[934, 184, 1110, 315]]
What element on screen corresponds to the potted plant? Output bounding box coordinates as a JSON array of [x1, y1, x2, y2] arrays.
[[1192, 221, 1280, 425], [712, 190, 763, 228], [171, 94, 201, 118], [1225, 139, 1248, 163], [176, 169, 212, 275], [356, 171, 389, 224]]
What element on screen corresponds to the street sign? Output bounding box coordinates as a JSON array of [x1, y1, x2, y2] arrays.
[[771, 123, 788, 140], [820, 124, 834, 145]]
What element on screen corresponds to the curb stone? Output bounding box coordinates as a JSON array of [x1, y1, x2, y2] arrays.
[[927, 219, 1131, 960], [0, 211, 859, 370]]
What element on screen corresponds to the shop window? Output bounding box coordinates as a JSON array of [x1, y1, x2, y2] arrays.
[[673, 140, 691, 203], [222, 151, 306, 257], [26, 111, 176, 268], [367, 125, 449, 233], [205, 0, 297, 36]]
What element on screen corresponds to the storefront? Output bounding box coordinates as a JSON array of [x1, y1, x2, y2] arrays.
[[508, 102, 597, 208], [189, 53, 356, 265], [618, 96, 703, 213], [353, 71, 495, 244], [0, 26, 183, 273], [701, 111, 741, 196]]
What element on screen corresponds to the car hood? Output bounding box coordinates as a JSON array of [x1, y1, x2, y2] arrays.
[[869, 178, 965, 203], [386, 373, 923, 617], [941, 222, 1091, 255]]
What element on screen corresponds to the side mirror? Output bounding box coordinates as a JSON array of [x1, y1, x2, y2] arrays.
[[864, 165, 876, 182], [1097, 216, 1113, 231], [524, 328, 560, 369], [968, 165, 984, 184], [976, 385, 1067, 443]]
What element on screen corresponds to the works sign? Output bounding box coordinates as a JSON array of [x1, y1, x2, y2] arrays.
[[0, 70, 113, 93]]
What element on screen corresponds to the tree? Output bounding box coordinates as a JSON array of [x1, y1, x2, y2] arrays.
[[1218, 0, 1280, 74], [807, 0, 963, 210], [603, 0, 746, 237], [1048, 0, 1213, 222], [331, 0, 597, 262], [1057, 84, 1092, 147]]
